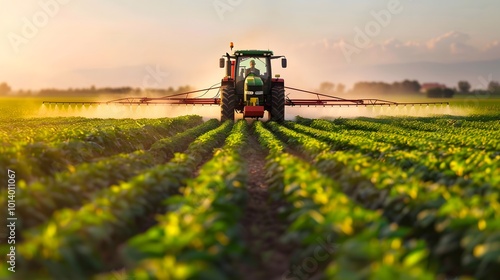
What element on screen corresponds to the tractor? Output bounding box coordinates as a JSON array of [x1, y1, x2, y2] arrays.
[[219, 45, 288, 122]]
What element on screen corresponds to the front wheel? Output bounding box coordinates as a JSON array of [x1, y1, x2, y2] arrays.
[[270, 86, 285, 122], [220, 85, 236, 121]]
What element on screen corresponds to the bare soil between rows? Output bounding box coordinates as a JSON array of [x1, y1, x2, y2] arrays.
[[238, 129, 296, 280]]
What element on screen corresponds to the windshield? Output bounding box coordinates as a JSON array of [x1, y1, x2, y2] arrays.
[[236, 56, 269, 81]]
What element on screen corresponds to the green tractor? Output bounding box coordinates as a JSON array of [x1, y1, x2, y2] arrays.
[[219, 44, 287, 122]]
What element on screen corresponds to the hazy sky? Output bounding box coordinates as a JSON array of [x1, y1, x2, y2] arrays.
[[1, 0, 499, 90]]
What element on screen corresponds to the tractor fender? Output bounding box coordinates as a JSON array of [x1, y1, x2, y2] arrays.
[[221, 77, 235, 87], [271, 78, 284, 85]]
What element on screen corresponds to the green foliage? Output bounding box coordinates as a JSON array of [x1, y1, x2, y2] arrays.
[[278, 116, 500, 279], [2, 99, 500, 280], [121, 120, 248, 279], [0, 115, 203, 180], [254, 121, 435, 279], [11, 120, 232, 279], [13, 119, 220, 232]]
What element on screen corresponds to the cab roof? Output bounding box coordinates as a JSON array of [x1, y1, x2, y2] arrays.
[[234, 50, 274, 56]]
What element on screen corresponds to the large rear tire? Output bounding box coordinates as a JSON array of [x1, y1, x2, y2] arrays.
[[270, 86, 285, 122], [221, 85, 236, 121]]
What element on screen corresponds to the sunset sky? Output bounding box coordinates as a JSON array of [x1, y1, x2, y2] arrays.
[[1, 0, 499, 91]]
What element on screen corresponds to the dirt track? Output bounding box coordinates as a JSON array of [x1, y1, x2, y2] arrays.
[[238, 130, 296, 280]]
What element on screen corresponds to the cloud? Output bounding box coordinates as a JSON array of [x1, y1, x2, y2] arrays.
[[485, 40, 500, 50], [425, 31, 476, 56], [295, 31, 499, 65], [426, 31, 469, 49], [375, 31, 478, 61], [484, 40, 500, 59], [377, 39, 423, 60]]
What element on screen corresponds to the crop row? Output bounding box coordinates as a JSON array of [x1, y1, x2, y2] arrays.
[[255, 121, 434, 279], [2, 113, 498, 279], [297, 116, 500, 153], [1, 116, 216, 146], [0, 117, 141, 146], [0, 115, 203, 181], [13, 119, 221, 233], [331, 115, 500, 133], [271, 121, 500, 278], [5, 121, 233, 280], [294, 118, 500, 193], [111, 120, 249, 280]]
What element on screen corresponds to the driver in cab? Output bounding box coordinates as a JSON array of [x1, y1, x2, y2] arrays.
[[245, 59, 260, 76]]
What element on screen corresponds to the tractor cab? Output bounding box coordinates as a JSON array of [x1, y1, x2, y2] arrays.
[[235, 53, 271, 118], [219, 47, 287, 122]]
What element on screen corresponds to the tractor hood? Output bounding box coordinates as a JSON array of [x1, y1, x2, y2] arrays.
[[245, 74, 263, 92]]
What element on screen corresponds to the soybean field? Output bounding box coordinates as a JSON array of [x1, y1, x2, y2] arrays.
[[1, 98, 500, 280]]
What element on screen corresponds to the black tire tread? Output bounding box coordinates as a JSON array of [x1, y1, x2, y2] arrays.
[[270, 86, 285, 122], [221, 86, 236, 121]]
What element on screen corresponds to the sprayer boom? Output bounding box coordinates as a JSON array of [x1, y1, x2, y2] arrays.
[[282, 86, 448, 107], [42, 87, 222, 106], [43, 85, 448, 106], [284, 99, 448, 107], [42, 85, 448, 111], [43, 98, 220, 106]]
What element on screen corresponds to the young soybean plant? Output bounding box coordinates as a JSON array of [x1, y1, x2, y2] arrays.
[[119, 120, 249, 280], [14, 121, 233, 280], [254, 121, 434, 280]]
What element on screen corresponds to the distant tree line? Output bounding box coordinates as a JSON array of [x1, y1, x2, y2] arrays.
[[37, 86, 195, 96], [318, 79, 500, 99], [425, 88, 455, 98], [319, 80, 426, 97], [318, 82, 346, 95], [454, 80, 500, 97], [0, 83, 194, 97], [38, 86, 138, 96], [351, 80, 422, 95], [145, 85, 193, 96], [0, 82, 11, 95]]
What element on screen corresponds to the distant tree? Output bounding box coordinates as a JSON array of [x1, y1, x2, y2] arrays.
[[176, 85, 193, 93], [336, 83, 345, 94], [401, 80, 421, 93], [458, 81, 471, 93], [443, 88, 455, 98], [391, 80, 421, 94], [426, 87, 455, 98], [0, 82, 11, 95], [319, 82, 335, 93], [19, 90, 33, 96], [352, 81, 391, 95], [488, 81, 500, 93], [349, 80, 425, 96], [391, 82, 403, 93], [426, 88, 442, 98], [17, 89, 32, 96]]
